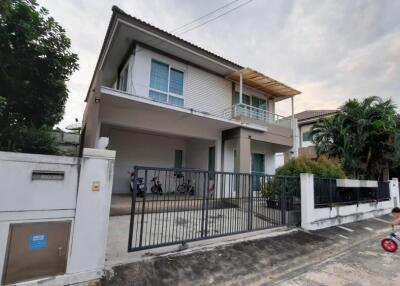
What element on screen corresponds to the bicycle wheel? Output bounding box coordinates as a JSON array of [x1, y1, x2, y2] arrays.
[[381, 238, 398, 252], [177, 184, 186, 194]]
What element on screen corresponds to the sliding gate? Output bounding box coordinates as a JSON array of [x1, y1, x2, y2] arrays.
[[128, 166, 300, 251]]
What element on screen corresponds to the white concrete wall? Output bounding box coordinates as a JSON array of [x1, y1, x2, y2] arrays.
[[0, 149, 115, 285], [301, 174, 399, 231], [68, 149, 115, 276], [0, 152, 79, 212]]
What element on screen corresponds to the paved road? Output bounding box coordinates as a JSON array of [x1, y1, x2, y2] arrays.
[[101, 215, 400, 286], [275, 234, 400, 286]]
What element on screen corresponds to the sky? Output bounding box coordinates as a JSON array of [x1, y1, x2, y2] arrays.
[[36, 0, 400, 128]]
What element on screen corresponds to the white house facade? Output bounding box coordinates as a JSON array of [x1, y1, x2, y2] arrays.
[[82, 6, 301, 193]]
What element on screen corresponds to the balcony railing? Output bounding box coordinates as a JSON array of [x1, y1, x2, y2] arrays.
[[223, 104, 293, 129], [102, 87, 293, 129]]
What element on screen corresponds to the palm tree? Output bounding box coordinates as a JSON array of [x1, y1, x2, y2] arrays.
[[311, 96, 400, 180]]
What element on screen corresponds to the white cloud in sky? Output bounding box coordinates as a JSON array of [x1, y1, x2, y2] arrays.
[[36, 0, 400, 127]]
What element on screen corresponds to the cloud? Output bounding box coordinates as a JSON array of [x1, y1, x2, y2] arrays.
[[36, 0, 400, 126]]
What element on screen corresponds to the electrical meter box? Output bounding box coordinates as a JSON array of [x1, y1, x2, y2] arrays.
[[2, 221, 71, 285]]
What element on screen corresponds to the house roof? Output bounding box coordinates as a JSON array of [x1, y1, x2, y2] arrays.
[[111, 6, 243, 71], [86, 6, 301, 101], [294, 110, 337, 122]]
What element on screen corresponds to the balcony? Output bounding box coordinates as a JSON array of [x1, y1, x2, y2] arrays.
[[223, 103, 293, 129]]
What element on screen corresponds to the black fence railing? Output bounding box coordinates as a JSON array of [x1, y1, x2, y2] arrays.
[[314, 177, 391, 208], [128, 166, 300, 251]]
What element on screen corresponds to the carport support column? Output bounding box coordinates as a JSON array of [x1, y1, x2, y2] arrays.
[[238, 136, 251, 197], [300, 173, 314, 231], [67, 148, 116, 275], [215, 136, 223, 198]]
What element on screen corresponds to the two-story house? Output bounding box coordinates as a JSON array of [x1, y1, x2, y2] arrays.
[[82, 6, 301, 193], [294, 110, 337, 160]]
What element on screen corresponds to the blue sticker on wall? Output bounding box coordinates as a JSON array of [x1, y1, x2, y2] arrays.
[[29, 233, 48, 250]]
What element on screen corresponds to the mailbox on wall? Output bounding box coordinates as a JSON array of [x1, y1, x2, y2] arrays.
[[2, 221, 71, 285]]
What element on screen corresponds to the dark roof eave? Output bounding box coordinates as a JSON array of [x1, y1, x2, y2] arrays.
[[85, 5, 244, 102], [84, 9, 118, 102], [111, 6, 243, 71]]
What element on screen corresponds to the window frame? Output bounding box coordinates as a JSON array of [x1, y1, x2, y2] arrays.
[[302, 131, 313, 142], [118, 61, 129, 92], [233, 92, 267, 110], [149, 59, 185, 107]]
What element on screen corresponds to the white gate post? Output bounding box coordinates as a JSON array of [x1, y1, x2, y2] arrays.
[[390, 178, 399, 208], [300, 173, 314, 231], [67, 148, 115, 276]]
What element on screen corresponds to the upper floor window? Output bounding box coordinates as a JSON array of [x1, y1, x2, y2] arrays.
[[233, 92, 267, 110], [302, 131, 313, 142], [149, 59, 184, 107], [118, 64, 129, 92]]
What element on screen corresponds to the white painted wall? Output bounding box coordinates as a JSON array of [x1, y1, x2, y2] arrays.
[[102, 127, 188, 193], [186, 65, 232, 117], [251, 140, 276, 175], [101, 126, 217, 193], [301, 174, 399, 231], [275, 153, 285, 169], [129, 45, 275, 117], [0, 149, 115, 285], [68, 149, 115, 276], [186, 138, 215, 170], [0, 152, 79, 212], [223, 139, 238, 173], [99, 99, 226, 141]]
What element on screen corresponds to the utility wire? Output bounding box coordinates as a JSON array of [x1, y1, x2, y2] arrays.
[[128, 0, 256, 92], [136, 0, 255, 52], [170, 0, 242, 34], [176, 0, 255, 36]]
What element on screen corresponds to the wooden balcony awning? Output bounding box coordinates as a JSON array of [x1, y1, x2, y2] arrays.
[[226, 68, 301, 98]]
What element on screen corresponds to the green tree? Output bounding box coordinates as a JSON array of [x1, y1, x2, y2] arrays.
[[0, 0, 78, 153], [311, 96, 400, 180]]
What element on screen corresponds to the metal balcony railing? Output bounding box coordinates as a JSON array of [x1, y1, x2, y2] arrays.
[[223, 103, 293, 128]]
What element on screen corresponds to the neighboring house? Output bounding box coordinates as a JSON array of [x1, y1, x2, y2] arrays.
[[82, 6, 301, 193], [51, 131, 80, 156], [293, 110, 337, 160]]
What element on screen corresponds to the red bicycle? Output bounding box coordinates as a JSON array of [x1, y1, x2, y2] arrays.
[[381, 226, 400, 252]]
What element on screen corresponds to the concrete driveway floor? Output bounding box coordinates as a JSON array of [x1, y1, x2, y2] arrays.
[[101, 214, 399, 286]]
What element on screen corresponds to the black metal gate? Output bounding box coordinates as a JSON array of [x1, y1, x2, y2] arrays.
[[128, 166, 300, 252]]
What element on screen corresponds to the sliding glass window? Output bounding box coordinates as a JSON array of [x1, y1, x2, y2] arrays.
[[149, 59, 184, 107]]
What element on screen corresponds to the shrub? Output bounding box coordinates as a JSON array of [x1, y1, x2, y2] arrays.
[[1, 125, 60, 155], [276, 156, 346, 178]]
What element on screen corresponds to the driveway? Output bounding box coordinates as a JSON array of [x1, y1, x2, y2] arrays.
[[101, 215, 399, 286]]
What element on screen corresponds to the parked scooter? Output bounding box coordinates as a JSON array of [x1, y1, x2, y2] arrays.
[[130, 172, 145, 197], [151, 176, 163, 195]]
